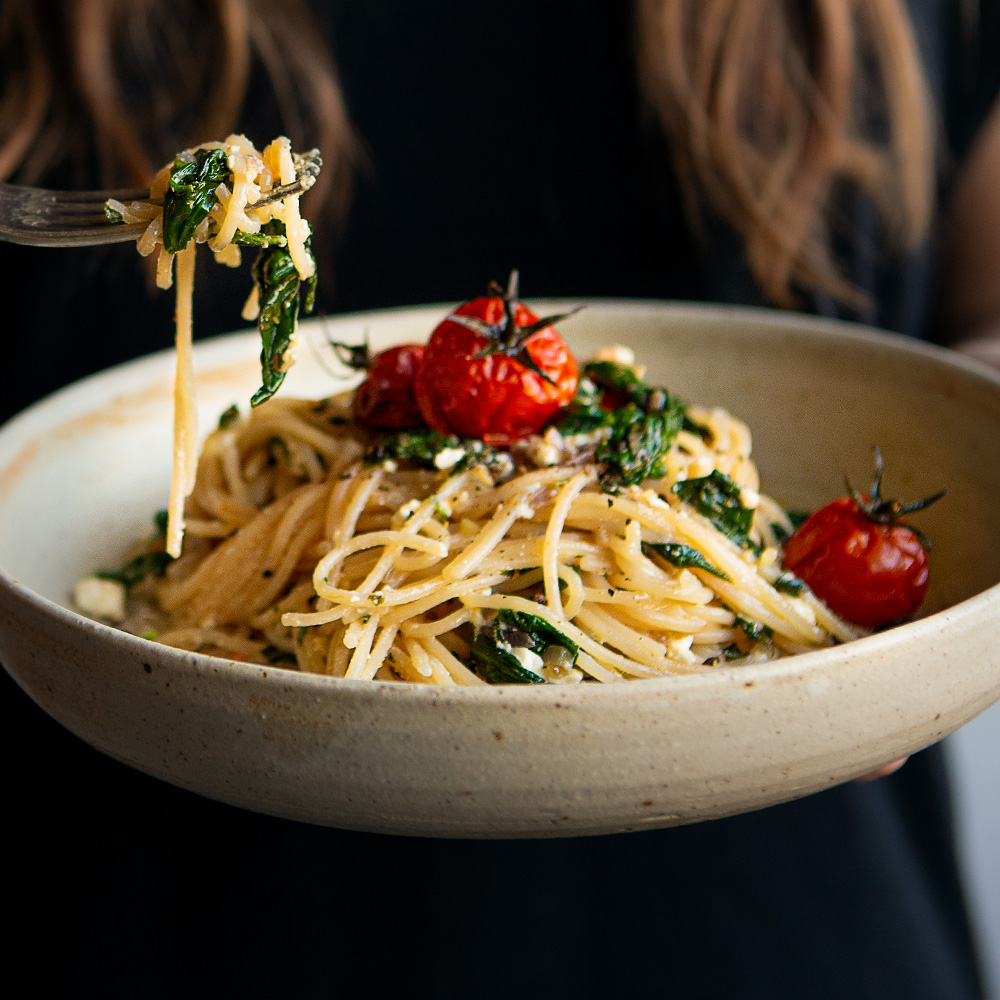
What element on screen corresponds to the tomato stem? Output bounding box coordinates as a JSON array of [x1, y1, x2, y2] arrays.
[[447, 269, 583, 387]]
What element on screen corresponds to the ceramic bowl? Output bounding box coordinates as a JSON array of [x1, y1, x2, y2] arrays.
[[2, 302, 999, 838]]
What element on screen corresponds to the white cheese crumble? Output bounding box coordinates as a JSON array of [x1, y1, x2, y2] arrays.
[[74, 577, 127, 623], [593, 344, 636, 366], [434, 446, 467, 470], [510, 646, 545, 676]]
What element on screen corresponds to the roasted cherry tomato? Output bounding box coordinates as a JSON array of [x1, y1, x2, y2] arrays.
[[329, 340, 425, 429], [782, 450, 944, 629], [413, 271, 579, 445]]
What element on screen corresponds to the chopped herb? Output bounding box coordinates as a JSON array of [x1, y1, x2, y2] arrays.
[[161, 148, 231, 254], [96, 550, 173, 589], [153, 509, 169, 537], [96, 511, 174, 588], [366, 428, 506, 476], [104, 204, 124, 224], [787, 511, 810, 531], [554, 376, 609, 436], [672, 471, 758, 552], [584, 360, 650, 407], [230, 231, 288, 248], [682, 415, 713, 441], [218, 404, 240, 430], [734, 615, 773, 643], [722, 643, 747, 661], [370, 593, 386, 606], [773, 571, 805, 596], [141, 630, 158, 641], [432, 499, 450, 524], [471, 609, 578, 685], [261, 645, 298, 666], [642, 541, 730, 580]]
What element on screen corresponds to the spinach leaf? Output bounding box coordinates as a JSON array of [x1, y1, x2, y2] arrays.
[[96, 510, 174, 588], [734, 615, 773, 643], [596, 402, 684, 491], [471, 609, 578, 685], [641, 541, 730, 580], [554, 377, 610, 436], [248, 223, 316, 407], [231, 231, 290, 248], [217, 404, 240, 430], [366, 428, 508, 476], [773, 571, 805, 596], [96, 551, 172, 589], [672, 471, 758, 551], [583, 360, 650, 407], [161, 148, 231, 253], [261, 644, 299, 666]]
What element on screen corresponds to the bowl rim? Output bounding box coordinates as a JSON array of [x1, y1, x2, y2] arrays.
[[3, 299, 1000, 705]]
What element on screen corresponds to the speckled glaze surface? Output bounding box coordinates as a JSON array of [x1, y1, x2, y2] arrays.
[[2, 303, 999, 837]]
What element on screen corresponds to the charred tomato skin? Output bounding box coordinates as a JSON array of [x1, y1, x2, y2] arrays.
[[414, 297, 577, 445], [783, 496, 930, 629], [352, 343, 425, 429]]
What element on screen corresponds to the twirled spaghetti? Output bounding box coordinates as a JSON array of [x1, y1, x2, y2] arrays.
[[111, 384, 863, 685]]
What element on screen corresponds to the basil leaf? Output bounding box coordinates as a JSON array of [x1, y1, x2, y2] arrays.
[[672, 471, 757, 551], [161, 148, 230, 253], [642, 541, 730, 580], [248, 224, 316, 407]]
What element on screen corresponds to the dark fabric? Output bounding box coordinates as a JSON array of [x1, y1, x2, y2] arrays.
[[1, 2, 997, 997]]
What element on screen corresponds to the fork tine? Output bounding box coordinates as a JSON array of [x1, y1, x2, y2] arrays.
[[0, 182, 151, 246]]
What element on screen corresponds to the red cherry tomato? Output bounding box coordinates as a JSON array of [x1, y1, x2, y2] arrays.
[[413, 277, 578, 446], [352, 344, 425, 429], [783, 496, 930, 629]]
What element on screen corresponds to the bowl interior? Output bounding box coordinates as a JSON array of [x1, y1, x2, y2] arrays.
[[1, 302, 997, 621]]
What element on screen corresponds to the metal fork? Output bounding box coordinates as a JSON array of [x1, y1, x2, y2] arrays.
[[0, 183, 150, 247], [0, 148, 323, 248]]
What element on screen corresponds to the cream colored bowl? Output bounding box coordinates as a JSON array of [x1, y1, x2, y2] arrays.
[[1, 303, 999, 838]]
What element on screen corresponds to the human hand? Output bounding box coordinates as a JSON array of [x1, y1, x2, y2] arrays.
[[854, 757, 908, 783]]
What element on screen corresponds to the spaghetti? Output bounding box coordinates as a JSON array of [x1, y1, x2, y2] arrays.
[[105, 376, 864, 685], [106, 134, 319, 556]]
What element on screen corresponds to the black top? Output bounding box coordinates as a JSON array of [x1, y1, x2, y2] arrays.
[[1, 2, 997, 997]]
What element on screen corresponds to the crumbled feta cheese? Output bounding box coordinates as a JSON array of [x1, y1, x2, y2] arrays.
[[525, 428, 564, 467], [510, 646, 545, 676], [740, 486, 760, 509], [666, 635, 698, 663], [434, 446, 466, 470], [592, 345, 639, 371], [74, 577, 127, 623]]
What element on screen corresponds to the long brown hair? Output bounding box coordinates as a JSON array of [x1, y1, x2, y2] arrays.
[[0, 0, 354, 223], [1, 1, 934, 307], [636, 0, 935, 307]]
